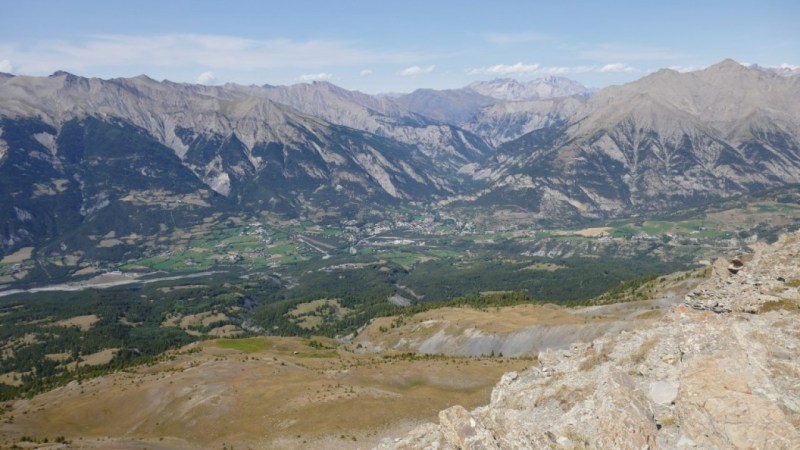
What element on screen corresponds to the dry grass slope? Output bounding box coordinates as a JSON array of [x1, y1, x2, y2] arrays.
[[0, 337, 531, 449]]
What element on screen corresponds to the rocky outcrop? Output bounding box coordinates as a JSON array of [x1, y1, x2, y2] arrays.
[[380, 233, 800, 449]]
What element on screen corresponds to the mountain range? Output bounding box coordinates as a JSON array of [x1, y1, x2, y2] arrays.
[[472, 60, 800, 219], [1, 59, 799, 255]]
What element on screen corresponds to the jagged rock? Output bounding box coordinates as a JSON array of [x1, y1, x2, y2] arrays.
[[677, 356, 797, 449], [594, 369, 658, 449], [382, 232, 800, 449], [728, 257, 745, 274], [648, 380, 678, 405], [438, 405, 498, 450]]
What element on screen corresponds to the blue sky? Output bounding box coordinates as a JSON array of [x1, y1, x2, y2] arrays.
[[1, 0, 798, 93]]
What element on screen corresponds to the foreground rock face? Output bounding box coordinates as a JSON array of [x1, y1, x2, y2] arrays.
[[380, 233, 800, 449]]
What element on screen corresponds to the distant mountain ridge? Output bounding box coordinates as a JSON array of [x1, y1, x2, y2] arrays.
[[0, 72, 485, 253], [471, 59, 800, 219], [749, 63, 800, 77], [394, 76, 591, 144], [467, 76, 589, 101], [2, 59, 800, 256]]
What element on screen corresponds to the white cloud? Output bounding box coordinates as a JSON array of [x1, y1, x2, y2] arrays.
[[359, 69, 373, 76], [468, 62, 641, 77], [0, 59, 13, 73], [400, 65, 435, 76], [0, 34, 423, 75], [467, 62, 540, 75], [299, 72, 333, 81], [599, 63, 638, 73], [544, 64, 640, 74], [667, 65, 702, 73], [483, 31, 550, 45], [744, 62, 800, 77], [195, 71, 216, 84]]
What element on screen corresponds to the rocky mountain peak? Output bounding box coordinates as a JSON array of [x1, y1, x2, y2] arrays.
[[707, 58, 747, 71], [470, 58, 800, 218], [49, 70, 76, 78], [749, 63, 800, 77], [468, 76, 589, 101], [382, 232, 800, 449]]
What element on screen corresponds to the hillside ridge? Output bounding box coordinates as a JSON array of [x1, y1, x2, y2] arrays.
[[381, 232, 800, 449]]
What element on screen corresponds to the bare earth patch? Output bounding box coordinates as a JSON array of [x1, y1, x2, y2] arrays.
[[157, 284, 207, 293], [54, 314, 100, 331], [0, 371, 25, 387], [208, 325, 242, 337], [52, 178, 70, 192], [98, 238, 123, 248], [288, 299, 351, 330], [1, 247, 33, 264], [32, 182, 57, 197], [183, 312, 221, 328], [3, 333, 41, 356], [120, 189, 211, 209], [73, 266, 99, 276], [520, 262, 566, 271], [552, 227, 611, 237], [79, 348, 118, 366]]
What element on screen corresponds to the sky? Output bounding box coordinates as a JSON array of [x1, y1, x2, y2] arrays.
[[1, 0, 798, 93]]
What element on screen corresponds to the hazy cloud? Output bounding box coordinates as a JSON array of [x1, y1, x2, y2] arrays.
[[468, 62, 640, 76], [359, 69, 373, 76], [0, 34, 423, 75], [667, 65, 703, 73], [744, 62, 800, 76], [542, 64, 640, 75], [195, 71, 216, 84], [299, 72, 333, 81], [483, 31, 551, 45], [467, 62, 540, 75], [400, 65, 434, 76], [599, 63, 638, 73], [0, 59, 13, 73]]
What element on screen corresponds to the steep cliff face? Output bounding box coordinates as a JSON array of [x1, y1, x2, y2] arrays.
[[382, 232, 800, 449]]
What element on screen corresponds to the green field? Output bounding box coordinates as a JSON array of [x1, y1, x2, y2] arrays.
[[216, 338, 271, 353]]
